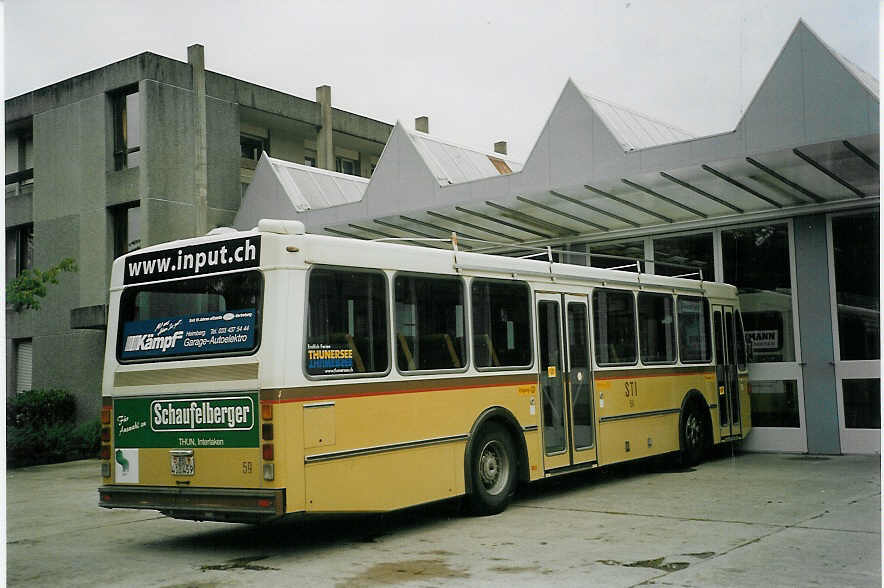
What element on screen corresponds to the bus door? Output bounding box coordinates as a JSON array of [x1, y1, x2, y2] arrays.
[[536, 293, 598, 473], [713, 305, 742, 439]]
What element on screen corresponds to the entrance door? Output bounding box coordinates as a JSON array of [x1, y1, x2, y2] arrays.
[[536, 293, 598, 472], [713, 305, 742, 439]]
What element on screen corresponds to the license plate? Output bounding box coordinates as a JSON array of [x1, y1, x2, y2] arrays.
[[170, 452, 194, 476]]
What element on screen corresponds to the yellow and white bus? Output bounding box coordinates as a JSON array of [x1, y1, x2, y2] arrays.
[[99, 219, 750, 522]]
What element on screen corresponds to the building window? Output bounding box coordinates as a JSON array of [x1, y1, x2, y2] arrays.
[[111, 204, 141, 258], [304, 150, 317, 167], [111, 87, 141, 170], [722, 224, 795, 363], [5, 128, 34, 197], [394, 274, 465, 371], [654, 233, 713, 279], [588, 240, 645, 271], [749, 380, 800, 427], [335, 156, 358, 176], [240, 134, 268, 161], [5, 224, 33, 282], [842, 379, 880, 429], [14, 339, 33, 394], [831, 212, 879, 361]]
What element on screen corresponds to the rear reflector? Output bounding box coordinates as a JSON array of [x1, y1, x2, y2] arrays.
[[257, 498, 273, 508], [101, 494, 111, 502], [262, 443, 274, 461]]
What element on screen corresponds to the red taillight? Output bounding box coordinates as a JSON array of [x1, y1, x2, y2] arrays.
[[101, 427, 111, 443], [101, 494, 112, 502], [261, 403, 273, 421], [100, 445, 111, 460], [262, 423, 273, 441], [257, 498, 273, 508], [747, 382, 752, 395], [262, 443, 274, 461], [101, 407, 111, 425]]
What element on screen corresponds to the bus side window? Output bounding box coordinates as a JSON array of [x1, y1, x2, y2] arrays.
[[305, 267, 389, 377], [677, 296, 712, 363], [394, 274, 466, 372], [592, 289, 637, 366], [471, 279, 532, 369], [637, 292, 677, 364]]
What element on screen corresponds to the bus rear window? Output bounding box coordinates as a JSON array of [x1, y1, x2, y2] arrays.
[[117, 270, 263, 362]]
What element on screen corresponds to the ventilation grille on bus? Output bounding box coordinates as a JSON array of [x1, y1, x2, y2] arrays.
[[114, 363, 259, 387]]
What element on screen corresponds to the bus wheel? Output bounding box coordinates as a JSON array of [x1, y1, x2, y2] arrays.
[[680, 401, 708, 467], [467, 423, 516, 516]]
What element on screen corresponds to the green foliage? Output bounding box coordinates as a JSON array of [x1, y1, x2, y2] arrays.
[[7, 388, 76, 428], [6, 389, 100, 468], [6, 257, 78, 311]]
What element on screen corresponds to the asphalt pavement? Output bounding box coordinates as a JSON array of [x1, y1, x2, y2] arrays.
[[5, 450, 881, 587]]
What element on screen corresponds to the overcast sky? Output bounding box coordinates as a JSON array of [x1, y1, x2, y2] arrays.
[[4, 0, 879, 161]]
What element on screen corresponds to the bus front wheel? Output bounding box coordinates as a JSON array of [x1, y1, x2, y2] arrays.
[[467, 423, 516, 516]]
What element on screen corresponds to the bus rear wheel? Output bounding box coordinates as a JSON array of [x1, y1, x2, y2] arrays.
[[467, 423, 516, 516], [680, 400, 709, 467]]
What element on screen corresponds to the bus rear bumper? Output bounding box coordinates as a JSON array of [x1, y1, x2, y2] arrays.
[[98, 485, 285, 523]]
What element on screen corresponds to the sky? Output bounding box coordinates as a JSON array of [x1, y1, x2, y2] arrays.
[[3, 0, 879, 162]]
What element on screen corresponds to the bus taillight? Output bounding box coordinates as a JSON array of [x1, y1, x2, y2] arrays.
[[101, 427, 111, 443], [100, 445, 110, 460], [101, 406, 111, 425], [262, 443, 274, 461], [261, 403, 273, 420]]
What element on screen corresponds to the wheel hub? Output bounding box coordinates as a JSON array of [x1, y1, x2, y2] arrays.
[[478, 440, 509, 495]]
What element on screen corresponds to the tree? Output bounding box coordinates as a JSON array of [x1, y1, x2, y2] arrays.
[[6, 258, 78, 311]]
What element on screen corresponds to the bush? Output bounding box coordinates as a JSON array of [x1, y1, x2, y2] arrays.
[[6, 390, 100, 468], [8, 389, 76, 428]]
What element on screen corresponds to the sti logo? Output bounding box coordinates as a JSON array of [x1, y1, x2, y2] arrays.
[[124, 320, 184, 353]]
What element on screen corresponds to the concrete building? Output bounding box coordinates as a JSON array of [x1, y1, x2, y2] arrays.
[[239, 22, 880, 454], [5, 46, 392, 421]]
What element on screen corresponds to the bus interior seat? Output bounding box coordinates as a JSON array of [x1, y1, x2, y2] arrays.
[[473, 334, 500, 367], [397, 333, 417, 371]]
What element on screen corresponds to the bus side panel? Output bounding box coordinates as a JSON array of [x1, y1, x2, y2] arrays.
[[272, 399, 306, 514], [739, 374, 752, 437], [594, 370, 717, 467], [305, 442, 465, 512], [299, 379, 538, 513]]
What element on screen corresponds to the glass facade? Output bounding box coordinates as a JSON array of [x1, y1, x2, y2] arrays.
[[588, 240, 645, 271], [749, 380, 800, 428], [842, 379, 881, 429], [831, 213, 880, 361], [722, 224, 795, 363], [653, 233, 713, 279]]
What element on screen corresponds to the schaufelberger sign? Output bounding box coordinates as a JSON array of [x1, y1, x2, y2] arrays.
[[123, 236, 261, 285]]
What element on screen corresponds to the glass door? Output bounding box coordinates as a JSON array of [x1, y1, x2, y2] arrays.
[[536, 292, 598, 472]]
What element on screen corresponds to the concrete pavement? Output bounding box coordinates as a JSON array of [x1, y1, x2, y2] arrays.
[[5, 451, 881, 586]]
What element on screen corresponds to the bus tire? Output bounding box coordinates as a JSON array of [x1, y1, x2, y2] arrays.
[[467, 422, 516, 516], [680, 399, 709, 467]]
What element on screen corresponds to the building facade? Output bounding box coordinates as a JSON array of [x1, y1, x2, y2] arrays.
[[240, 22, 879, 454], [5, 46, 392, 421]]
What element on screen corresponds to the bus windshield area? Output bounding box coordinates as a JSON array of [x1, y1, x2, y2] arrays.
[[116, 270, 263, 362]]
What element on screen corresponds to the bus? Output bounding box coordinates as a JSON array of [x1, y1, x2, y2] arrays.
[[98, 219, 750, 522]]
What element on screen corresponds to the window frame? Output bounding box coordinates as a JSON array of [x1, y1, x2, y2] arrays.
[[591, 287, 639, 368], [393, 271, 469, 375], [116, 269, 264, 364], [470, 278, 534, 372], [676, 294, 713, 364], [637, 291, 678, 366], [303, 265, 392, 380], [111, 85, 141, 171]]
